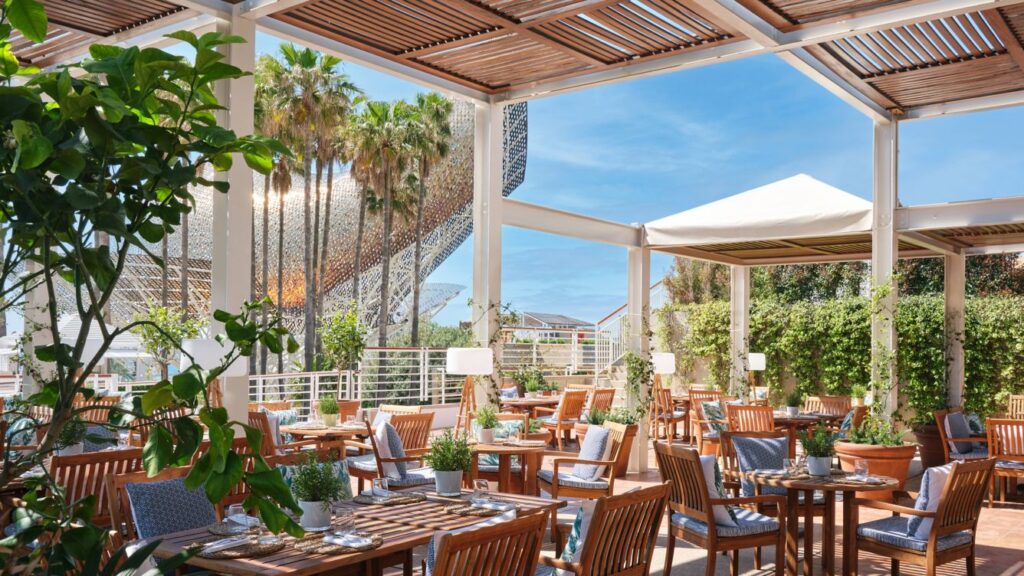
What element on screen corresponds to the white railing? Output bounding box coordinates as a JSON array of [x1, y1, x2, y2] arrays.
[[592, 281, 666, 377], [0, 373, 122, 397], [500, 326, 597, 375]]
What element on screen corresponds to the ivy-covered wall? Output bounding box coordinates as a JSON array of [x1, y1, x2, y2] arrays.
[[655, 295, 1024, 425]]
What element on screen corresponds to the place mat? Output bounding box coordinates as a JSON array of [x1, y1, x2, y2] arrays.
[[208, 522, 249, 536], [444, 503, 520, 517], [352, 492, 427, 506], [752, 470, 810, 480], [191, 539, 286, 560], [832, 475, 887, 486], [289, 423, 327, 430], [293, 531, 382, 555]]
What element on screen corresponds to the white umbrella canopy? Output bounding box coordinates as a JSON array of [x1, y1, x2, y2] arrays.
[[643, 174, 872, 247]]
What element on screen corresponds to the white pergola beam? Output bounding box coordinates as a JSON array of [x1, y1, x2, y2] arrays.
[[502, 198, 642, 247], [256, 17, 491, 104], [688, 0, 781, 46], [778, 48, 889, 121], [965, 242, 1024, 255], [174, 0, 233, 20], [626, 247, 650, 473], [237, 0, 310, 19], [871, 120, 899, 418], [896, 197, 1024, 231], [903, 89, 1024, 120], [899, 231, 961, 256]]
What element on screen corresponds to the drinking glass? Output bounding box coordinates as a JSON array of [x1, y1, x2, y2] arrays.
[[346, 414, 357, 426], [226, 504, 245, 524], [782, 458, 794, 474], [371, 477, 389, 498], [507, 428, 520, 445], [334, 509, 355, 536], [472, 479, 490, 504], [854, 459, 869, 479]]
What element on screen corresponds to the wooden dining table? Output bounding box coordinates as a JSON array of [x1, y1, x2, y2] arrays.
[[773, 412, 844, 438], [499, 396, 560, 418], [468, 441, 547, 495], [153, 489, 566, 575], [281, 423, 367, 442], [746, 471, 898, 576]]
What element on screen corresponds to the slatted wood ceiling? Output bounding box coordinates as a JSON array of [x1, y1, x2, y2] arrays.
[[659, 234, 927, 263]]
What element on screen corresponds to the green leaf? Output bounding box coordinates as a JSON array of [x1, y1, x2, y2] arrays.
[[138, 221, 165, 243], [212, 309, 233, 323], [243, 151, 273, 174], [287, 336, 300, 354], [63, 183, 103, 209], [59, 526, 100, 558], [186, 453, 213, 491], [142, 425, 174, 477], [0, 44, 18, 77], [204, 450, 243, 503], [241, 424, 264, 458], [51, 148, 85, 179], [11, 119, 52, 170], [141, 382, 174, 415], [6, 0, 48, 43], [171, 368, 203, 401], [171, 417, 202, 466]]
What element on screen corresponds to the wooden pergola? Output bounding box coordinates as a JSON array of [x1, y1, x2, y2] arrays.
[[14, 0, 1024, 472]]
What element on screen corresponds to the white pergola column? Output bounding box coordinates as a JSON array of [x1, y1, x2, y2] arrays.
[[211, 15, 255, 423], [871, 120, 899, 416], [729, 265, 750, 396], [626, 247, 650, 473], [22, 260, 53, 395], [471, 103, 504, 403], [944, 253, 966, 407]]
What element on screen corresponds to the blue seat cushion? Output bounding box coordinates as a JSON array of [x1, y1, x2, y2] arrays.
[[387, 468, 435, 487], [125, 477, 217, 540], [347, 454, 378, 473], [383, 423, 409, 478], [536, 469, 608, 490], [671, 509, 779, 538], [857, 516, 972, 552], [731, 435, 788, 497], [950, 448, 988, 460]]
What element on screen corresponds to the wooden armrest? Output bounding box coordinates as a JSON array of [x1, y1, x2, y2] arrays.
[[538, 556, 580, 573], [279, 439, 318, 450], [534, 407, 556, 416], [346, 440, 373, 451], [379, 455, 425, 464], [543, 450, 581, 458], [947, 436, 986, 443], [854, 499, 934, 517], [552, 458, 616, 470]]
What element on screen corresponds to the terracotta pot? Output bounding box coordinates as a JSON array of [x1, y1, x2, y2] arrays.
[[574, 422, 589, 446], [913, 424, 946, 469], [835, 441, 917, 501], [612, 424, 638, 478]]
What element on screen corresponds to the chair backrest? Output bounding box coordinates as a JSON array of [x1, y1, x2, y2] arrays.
[[931, 459, 995, 540], [818, 395, 851, 416], [337, 400, 360, 422], [690, 390, 723, 425], [574, 482, 670, 576], [987, 418, 1024, 461], [750, 386, 771, 406], [379, 404, 423, 415], [248, 401, 291, 412], [1008, 395, 1024, 419], [934, 407, 967, 462], [653, 442, 715, 530], [565, 383, 594, 391], [247, 411, 279, 455], [51, 448, 144, 528], [850, 405, 868, 429], [804, 396, 823, 413], [727, 405, 775, 432], [129, 406, 190, 447], [431, 512, 547, 576], [719, 431, 795, 482], [106, 465, 200, 540], [597, 422, 629, 479], [558, 389, 589, 421], [74, 394, 122, 423], [389, 412, 434, 451], [587, 388, 616, 414]]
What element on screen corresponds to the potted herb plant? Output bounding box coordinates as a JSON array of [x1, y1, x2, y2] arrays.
[[319, 395, 340, 427], [55, 417, 87, 456], [574, 408, 606, 445], [784, 391, 803, 417], [290, 455, 345, 531], [524, 418, 550, 443], [798, 424, 836, 476], [475, 404, 499, 444], [604, 408, 640, 478], [425, 430, 472, 497], [850, 384, 867, 407], [835, 415, 917, 501]]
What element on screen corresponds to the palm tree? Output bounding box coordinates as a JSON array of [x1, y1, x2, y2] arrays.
[[348, 100, 416, 346], [407, 93, 453, 345]]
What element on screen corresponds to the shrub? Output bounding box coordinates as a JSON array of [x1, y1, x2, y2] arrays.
[[476, 404, 499, 429], [319, 395, 339, 415], [291, 455, 345, 502], [798, 424, 835, 457], [424, 430, 472, 472]]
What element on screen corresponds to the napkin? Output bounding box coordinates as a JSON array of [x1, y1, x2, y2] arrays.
[[753, 469, 788, 476], [325, 533, 372, 547], [203, 537, 249, 553], [471, 500, 514, 511]]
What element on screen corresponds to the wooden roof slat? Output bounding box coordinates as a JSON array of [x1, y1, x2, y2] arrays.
[[609, 3, 688, 48], [298, 2, 434, 52], [984, 8, 1024, 71], [592, 8, 675, 53], [869, 52, 1024, 106], [539, 20, 627, 61]]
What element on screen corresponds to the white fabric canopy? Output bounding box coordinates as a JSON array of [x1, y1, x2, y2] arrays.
[[644, 174, 872, 247]]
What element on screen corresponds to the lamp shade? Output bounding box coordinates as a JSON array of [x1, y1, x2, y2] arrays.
[[445, 347, 493, 375], [652, 352, 676, 375], [181, 338, 246, 377], [748, 353, 766, 371]]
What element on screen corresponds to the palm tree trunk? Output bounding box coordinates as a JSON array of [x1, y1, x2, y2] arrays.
[[303, 141, 315, 371], [311, 159, 323, 365], [318, 160, 334, 356], [180, 212, 189, 314], [277, 187, 285, 375], [352, 186, 367, 306], [260, 173, 270, 375], [410, 166, 427, 346], [378, 174, 392, 347]]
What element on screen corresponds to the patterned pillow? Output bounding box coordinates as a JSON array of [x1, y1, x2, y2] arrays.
[[499, 387, 519, 399], [279, 460, 353, 502], [260, 407, 298, 444], [573, 425, 612, 481], [965, 413, 985, 436], [908, 464, 952, 538], [943, 412, 974, 454], [839, 410, 856, 431], [699, 455, 738, 526], [82, 425, 117, 452], [731, 435, 789, 498], [701, 401, 728, 433], [558, 500, 597, 575], [382, 422, 408, 479], [125, 477, 217, 540]]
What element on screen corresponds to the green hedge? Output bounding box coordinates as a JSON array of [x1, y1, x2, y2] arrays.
[[655, 295, 1024, 425]]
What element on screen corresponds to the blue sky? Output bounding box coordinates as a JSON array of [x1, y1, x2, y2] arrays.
[[262, 34, 1024, 326]]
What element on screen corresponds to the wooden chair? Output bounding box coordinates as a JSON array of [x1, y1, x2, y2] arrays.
[[690, 390, 725, 456], [540, 482, 669, 575], [388, 412, 434, 453], [819, 395, 852, 416], [727, 404, 775, 432], [750, 386, 771, 406], [1008, 395, 1024, 419], [986, 418, 1024, 506], [347, 417, 433, 492], [51, 448, 143, 528], [247, 411, 318, 456], [852, 458, 994, 576], [655, 442, 786, 576], [650, 387, 685, 443], [935, 408, 988, 464], [803, 396, 824, 413], [107, 465, 219, 541], [537, 422, 627, 541], [379, 404, 423, 415], [128, 406, 191, 447], [248, 401, 291, 412], [430, 512, 547, 576], [537, 389, 588, 450], [586, 388, 615, 415], [74, 394, 122, 423], [336, 399, 360, 423]]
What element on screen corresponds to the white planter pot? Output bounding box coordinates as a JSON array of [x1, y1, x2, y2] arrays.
[[57, 443, 84, 456], [478, 428, 495, 444], [807, 456, 832, 477], [525, 392, 537, 399], [322, 413, 338, 427], [435, 470, 463, 497], [786, 406, 799, 417], [298, 500, 332, 532]]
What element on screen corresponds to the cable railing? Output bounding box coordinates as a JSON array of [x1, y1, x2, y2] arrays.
[[499, 326, 598, 375]]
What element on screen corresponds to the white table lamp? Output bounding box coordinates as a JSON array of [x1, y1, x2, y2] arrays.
[[445, 348, 493, 375], [748, 353, 766, 371], [652, 352, 676, 375]]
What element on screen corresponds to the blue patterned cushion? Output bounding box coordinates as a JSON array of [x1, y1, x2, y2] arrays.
[[83, 425, 117, 452], [966, 413, 985, 436], [3, 399, 36, 447], [559, 501, 596, 574], [125, 477, 217, 540], [537, 469, 608, 490], [389, 468, 435, 487], [260, 407, 298, 444], [383, 422, 408, 478], [573, 426, 610, 480], [943, 412, 974, 454], [347, 454, 377, 472], [671, 508, 779, 538], [500, 387, 519, 399], [701, 401, 727, 433], [950, 448, 988, 460], [857, 516, 972, 552], [731, 436, 788, 497], [278, 460, 353, 501]]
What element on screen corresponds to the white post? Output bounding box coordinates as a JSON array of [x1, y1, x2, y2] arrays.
[[871, 119, 899, 417], [471, 103, 504, 405], [729, 265, 750, 396], [211, 15, 255, 423], [21, 259, 53, 395], [626, 247, 650, 473], [944, 253, 966, 407]]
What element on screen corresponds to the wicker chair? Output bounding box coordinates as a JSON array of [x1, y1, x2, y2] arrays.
[[852, 458, 994, 576], [537, 389, 588, 451], [655, 442, 786, 576], [986, 418, 1024, 506], [430, 512, 547, 576], [727, 405, 775, 432], [539, 482, 669, 575], [935, 408, 988, 464]]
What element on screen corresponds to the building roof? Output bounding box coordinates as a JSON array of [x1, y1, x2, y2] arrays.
[[521, 312, 593, 328]]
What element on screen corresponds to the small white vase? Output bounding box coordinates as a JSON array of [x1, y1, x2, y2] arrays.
[[786, 406, 799, 417], [435, 470, 463, 496], [298, 500, 332, 531], [322, 413, 338, 427], [478, 428, 495, 444], [807, 456, 832, 477]]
